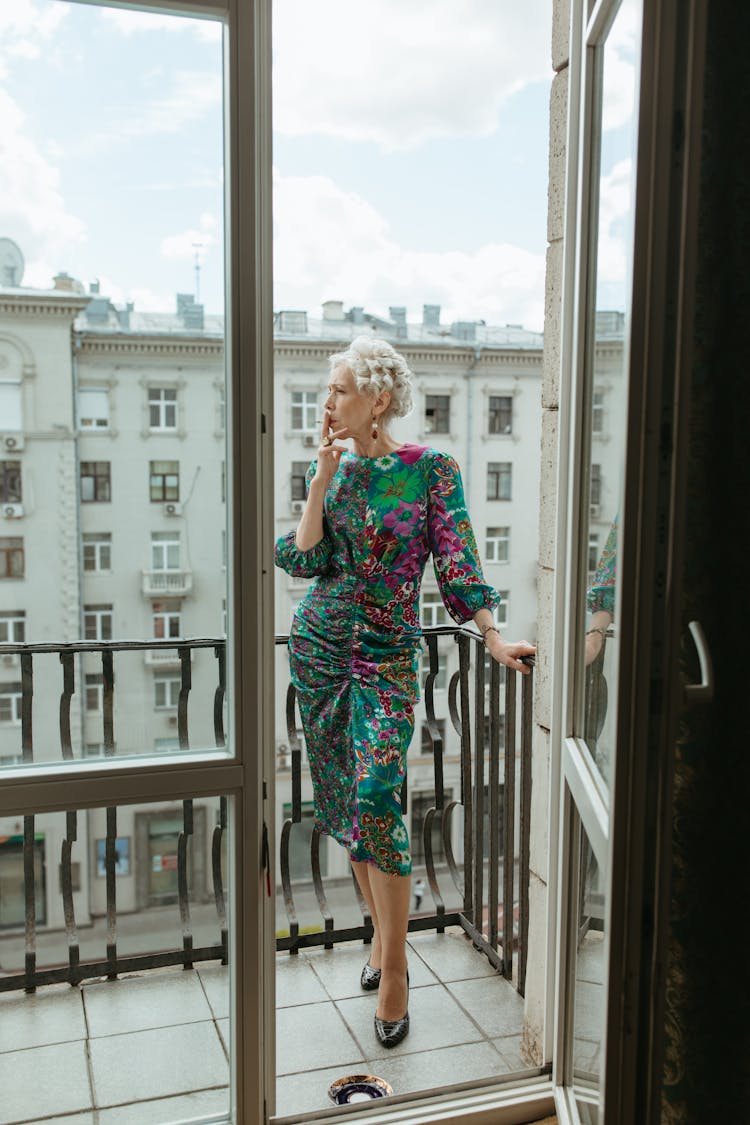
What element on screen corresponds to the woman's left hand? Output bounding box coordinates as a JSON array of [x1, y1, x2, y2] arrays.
[[484, 632, 536, 674]]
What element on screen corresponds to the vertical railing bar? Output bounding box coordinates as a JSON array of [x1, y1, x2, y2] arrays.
[[518, 667, 534, 995], [425, 632, 445, 808], [472, 638, 485, 942], [178, 646, 191, 751], [23, 814, 37, 991], [422, 807, 446, 931], [102, 649, 114, 756], [502, 667, 517, 980], [178, 798, 194, 968], [457, 635, 473, 920], [20, 651, 33, 764], [213, 643, 226, 748], [488, 654, 501, 953], [279, 820, 300, 955], [62, 810, 80, 983], [310, 825, 334, 950], [59, 652, 75, 761], [212, 796, 228, 964], [105, 805, 118, 979], [286, 684, 302, 822]]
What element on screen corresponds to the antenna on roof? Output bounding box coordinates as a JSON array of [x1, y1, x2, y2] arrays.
[[192, 242, 204, 303]]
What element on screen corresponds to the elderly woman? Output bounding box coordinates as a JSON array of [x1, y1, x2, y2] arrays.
[[275, 337, 535, 1048]]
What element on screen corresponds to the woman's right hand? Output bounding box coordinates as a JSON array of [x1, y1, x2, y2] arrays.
[[312, 409, 348, 488]]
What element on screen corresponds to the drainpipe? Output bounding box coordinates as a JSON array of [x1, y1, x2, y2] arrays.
[[464, 345, 483, 498]]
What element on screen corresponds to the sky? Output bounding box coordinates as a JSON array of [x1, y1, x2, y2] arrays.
[[0, 1, 638, 332]]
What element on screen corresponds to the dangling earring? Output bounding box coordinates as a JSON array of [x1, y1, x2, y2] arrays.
[[371, 414, 379, 440]]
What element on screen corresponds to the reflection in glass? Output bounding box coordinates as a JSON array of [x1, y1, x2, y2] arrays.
[[572, 815, 607, 1121]]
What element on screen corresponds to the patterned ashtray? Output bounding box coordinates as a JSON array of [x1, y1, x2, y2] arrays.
[[327, 1074, 394, 1105]]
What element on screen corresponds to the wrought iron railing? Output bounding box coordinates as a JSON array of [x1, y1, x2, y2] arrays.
[[0, 630, 532, 995]]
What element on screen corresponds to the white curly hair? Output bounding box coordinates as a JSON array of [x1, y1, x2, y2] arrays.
[[328, 335, 414, 425]]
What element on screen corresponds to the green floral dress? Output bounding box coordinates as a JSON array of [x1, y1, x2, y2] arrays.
[[274, 443, 501, 876]]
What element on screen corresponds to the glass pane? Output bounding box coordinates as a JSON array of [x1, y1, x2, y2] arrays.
[[569, 811, 607, 1122], [0, 795, 230, 1121], [579, 0, 642, 789], [0, 2, 228, 769]]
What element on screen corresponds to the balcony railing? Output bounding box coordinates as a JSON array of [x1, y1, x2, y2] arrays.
[[0, 630, 532, 997], [141, 568, 193, 597]]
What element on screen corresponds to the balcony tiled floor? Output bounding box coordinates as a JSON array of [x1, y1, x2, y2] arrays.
[[0, 927, 545, 1124]]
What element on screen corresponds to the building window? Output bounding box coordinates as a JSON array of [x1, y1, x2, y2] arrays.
[[77, 387, 110, 430], [290, 390, 317, 432], [218, 386, 226, 432], [154, 673, 181, 710], [421, 591, 449, 628], [83, 533, 112, 572], [149, 461, 179, 502], [497, 591, 509, 626], [282, 801, 327, 881], [80, 461, 111, 503], [485, 526, 510, 562], [590, 463, 602, 508], [489, 395, 513, 435], [487, 462, 512, 501], [0, 538, 24, 578], [153, 599, 181, 639], [588, 532, 600, 574], [592, 390, 604, 434], [85, 673, 103, 712], [0, 837, 46, 928], [425, 394, 450, 434], [421, 649, 447, 690], [420, 719, 447, 755], [84, 604, 113, 642], [154, 737, 180, 754], [0, 611, 25, 643], [0, 382, 22, 431], [149, 387, 177, 431], [84, 742, 106, 758], [291, 461, 309, 502], [0, 461, 22, 504], [151, 532, 181, 571], [0, 682, 22, 724], [411, 789, 453, 866]]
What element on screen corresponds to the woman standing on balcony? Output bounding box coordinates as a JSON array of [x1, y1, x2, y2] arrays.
[[275, 336, 535, 1048]]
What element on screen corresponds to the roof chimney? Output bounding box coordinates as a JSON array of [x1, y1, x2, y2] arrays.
[[322, 300, 345, 321], [423, 304, 441, 328]]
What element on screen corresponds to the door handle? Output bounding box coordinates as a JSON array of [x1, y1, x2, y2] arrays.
[[684, 620, 713, 705]]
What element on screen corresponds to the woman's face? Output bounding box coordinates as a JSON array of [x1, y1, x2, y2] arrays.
[[324, 364, 375, 439]]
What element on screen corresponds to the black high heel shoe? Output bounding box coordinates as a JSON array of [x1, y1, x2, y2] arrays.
[[360, 961, 381, 991], [373, 971, 409, 1049]]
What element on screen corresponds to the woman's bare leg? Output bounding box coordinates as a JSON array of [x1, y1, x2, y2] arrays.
[[351, 859, 382, 967], [367, 866, 411, 1021]]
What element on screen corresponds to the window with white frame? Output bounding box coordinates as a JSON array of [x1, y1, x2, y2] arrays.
[[592, 389, 604, 433], [588, 531, 600, 574], [148, 387, 177, 431], [0, 610, 25, 643], [154, 673, 181, 710], [421, 647, 447, 690], [424, 394, 450, 434], [485, 526, 510, 563], [77, 387, 110, 430], [154, 737, 180, 753], [149, 460, 179, 501], [487, 462, 512, 500], [0, 381, 22, 430], [291, 461, 309, 501], [151, 532, 181, 571], [83, 532, 112, 572], [0, 682, 22, 724], [488, 395, 513, 435], [83, 742, 106, 758], [590, 463, 602, 508], [290, 390, 317, 431], [83, 604, 113, 641], [0, 461, 22, 504], [497, 591, 509, 626], [421, 591, 449, 628], [85, 673, 103, 713], [152, 599, 181, 639]]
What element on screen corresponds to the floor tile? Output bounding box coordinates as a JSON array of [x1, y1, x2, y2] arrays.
[[89, 1021, 228, 1108], [276, 1001, 365, 1076], [0, 984, 87, 1054], [446, 975, 525, 1038], [275, 1063, 375, 1118], [491, 1034, 536, 1072], [306, 942, 435, 1001], [97, 1087, 230, 1124], [0, 1041, 92, 1125], [17, 1117, 95, 1125], [408, 929, 501, 983], [84, 970, 213, 1039], [573, 980, 603, 1042], [196, 965, 229, 1020], [367, 1039, 513, 1095], [337, 983, 484, 1061], [276, 954, 330, 1007], [576, 931, 605, 985]]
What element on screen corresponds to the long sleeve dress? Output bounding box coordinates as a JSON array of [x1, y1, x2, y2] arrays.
[[274, 443, 502, 877]]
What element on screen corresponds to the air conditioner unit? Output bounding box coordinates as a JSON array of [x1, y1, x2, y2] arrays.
[[589, 504, 600, 519], [277, 743, 291, 770], [163, 502, 182, 516], [2, 503, 24, 519], [290, 500, 305, 515], [2, 434, 24, 452], [302, 433, 317, 448], [2, 654, 17, 666]]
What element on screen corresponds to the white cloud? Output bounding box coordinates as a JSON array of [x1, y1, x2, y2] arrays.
[[273, 0, 551, 150], [161, 213, 220, 262], [602, 0, 641, 132], [100, 9, 222, 42], [273, 170, 545, 329], [596, 157, 633, 288]]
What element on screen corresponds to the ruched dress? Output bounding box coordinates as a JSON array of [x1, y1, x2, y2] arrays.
[[274, 443, 501, 877]]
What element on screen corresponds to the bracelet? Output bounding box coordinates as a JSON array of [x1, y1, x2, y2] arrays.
[[481, 625, 501, 646], [586, 627, 607, 639]]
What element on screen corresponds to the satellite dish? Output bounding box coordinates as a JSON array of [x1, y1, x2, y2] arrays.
[[0, 239, 24, 288]]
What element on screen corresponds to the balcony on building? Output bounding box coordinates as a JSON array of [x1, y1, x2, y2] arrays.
[[141, 568, 193, 598]]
